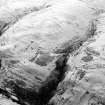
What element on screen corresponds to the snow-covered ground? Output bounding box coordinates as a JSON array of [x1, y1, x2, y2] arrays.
[[0, 0, 105, 105]]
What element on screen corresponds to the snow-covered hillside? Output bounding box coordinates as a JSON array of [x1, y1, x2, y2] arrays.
[[0, 0, 105, 105]]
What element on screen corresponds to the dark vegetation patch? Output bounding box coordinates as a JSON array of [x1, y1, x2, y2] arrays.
[[0, 59, 1, 68], [81, 54, 93, 62], [0, 21, 8, 35], [15, 79, 26, 87], [85, 47, 100, 56], [77, 70, 86, 80], [88, 95, 105, 105], [54, 37, 84, 54]]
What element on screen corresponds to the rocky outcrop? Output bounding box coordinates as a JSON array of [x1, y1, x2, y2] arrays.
[[0, 0, 105, 105]]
